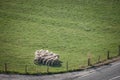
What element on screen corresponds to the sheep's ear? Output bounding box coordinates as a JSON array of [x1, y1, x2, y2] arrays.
[[39, 49, 42, 52], [46, 50, 49, 52], [41, 49, 43, 51], [35, 50, 38, 54]]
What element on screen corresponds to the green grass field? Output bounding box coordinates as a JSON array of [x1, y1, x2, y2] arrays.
[[0, 0, 120, 73]]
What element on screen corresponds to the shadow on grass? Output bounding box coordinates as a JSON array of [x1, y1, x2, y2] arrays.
[[34, 60, 63, 67]]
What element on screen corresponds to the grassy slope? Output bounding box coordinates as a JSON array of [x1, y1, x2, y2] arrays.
[[0, 0, 120, 73]]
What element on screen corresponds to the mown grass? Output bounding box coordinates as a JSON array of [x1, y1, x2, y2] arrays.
[[0, 0, 120, 74]]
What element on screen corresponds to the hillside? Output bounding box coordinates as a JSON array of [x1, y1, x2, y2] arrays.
[[0, 0, 120, 73]]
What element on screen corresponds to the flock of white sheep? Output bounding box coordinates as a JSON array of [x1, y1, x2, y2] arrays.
[[34, 49, 60, 66]]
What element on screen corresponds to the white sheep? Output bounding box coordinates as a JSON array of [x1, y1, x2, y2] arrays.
[[34, 49, 60, 66]]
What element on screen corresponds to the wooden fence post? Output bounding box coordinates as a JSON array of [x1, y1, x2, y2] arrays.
[[36, 66, 38, 73], [118, 45, 120, 56], [107, 51, 110, 59], [47, 65, 49, 73], [25, 65, 28, 73], [98, 55, 101, 63], [66, 61, 68, 71], [88, 58, 91, 66], [4, 63, 7, 72]]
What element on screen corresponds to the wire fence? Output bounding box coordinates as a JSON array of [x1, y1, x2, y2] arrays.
[[0, 45, 120, 74]]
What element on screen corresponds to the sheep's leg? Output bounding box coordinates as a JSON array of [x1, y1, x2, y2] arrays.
[[42, 58, 47, 64], [51, 60, 54, 66], [47, 60, 51, 66]]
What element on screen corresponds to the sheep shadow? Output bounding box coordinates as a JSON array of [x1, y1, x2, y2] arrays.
[[34, 60, 62, 67]]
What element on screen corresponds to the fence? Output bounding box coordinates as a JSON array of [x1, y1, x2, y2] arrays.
[[0, 45, 120, 74]]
